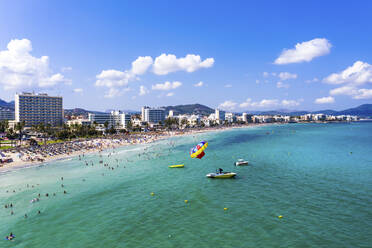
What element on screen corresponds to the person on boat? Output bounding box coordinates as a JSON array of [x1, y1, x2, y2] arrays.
[[218, 168, 223, 174]]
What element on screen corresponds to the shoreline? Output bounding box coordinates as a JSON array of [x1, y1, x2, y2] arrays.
[[0, 123, 278, 173]]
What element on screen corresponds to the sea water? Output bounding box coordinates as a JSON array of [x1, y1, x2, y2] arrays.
[[0, 122, 371, 248]]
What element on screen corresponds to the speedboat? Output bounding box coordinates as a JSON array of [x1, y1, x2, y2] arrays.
[[235, 159, 249, 166], [168, 164, 184, 168], [206, 172, 237, 178]]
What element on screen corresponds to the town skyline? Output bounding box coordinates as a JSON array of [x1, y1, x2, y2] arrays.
[[0, 0, 372, 111]]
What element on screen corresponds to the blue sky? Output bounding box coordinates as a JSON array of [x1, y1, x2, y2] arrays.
[[0, 0, 371, 111]]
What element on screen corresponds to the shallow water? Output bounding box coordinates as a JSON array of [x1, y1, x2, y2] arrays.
[[1, 122, 372, 247]]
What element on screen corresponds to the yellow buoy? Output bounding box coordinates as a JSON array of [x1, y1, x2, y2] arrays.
[[278, 215, 283, 219], [150, 192, 155, 196], [224, 208, 228, 211], [184, 200, 188, 203]]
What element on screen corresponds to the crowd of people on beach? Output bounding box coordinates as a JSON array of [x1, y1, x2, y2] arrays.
[[2, 138, 181, 241]]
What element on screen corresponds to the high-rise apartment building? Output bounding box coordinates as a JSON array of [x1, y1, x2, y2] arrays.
[[0, 108, 15, 121], [141, 106, 166, 124], [15, 93, 63, 127]]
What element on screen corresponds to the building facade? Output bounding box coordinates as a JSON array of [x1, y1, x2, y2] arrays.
[[88, 111, 131, 129], [0, 109, 15, 121], [141, 106, 166, 123], [15, 93, 63, 127]]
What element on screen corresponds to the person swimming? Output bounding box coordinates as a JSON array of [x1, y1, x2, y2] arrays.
[[6, 233, 15, 241]]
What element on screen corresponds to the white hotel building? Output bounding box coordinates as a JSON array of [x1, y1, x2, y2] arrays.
[[15, 92, 63, 127]]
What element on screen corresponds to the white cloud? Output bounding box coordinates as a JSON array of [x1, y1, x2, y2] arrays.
[[278, 72, 297, 80], [152, 54, 214, 75], [240, 98, 279, 108], [131, 56, 153, 75], [274, 38, 331, 64], [324, 61, 372, 100], [194, 81, 204, 87], [256, 80, 260, 84], [239, 98, 301, 109], [330, 85, 358, 96], [152, 81, 182, 91], [314, 96, 335, 104], [218, 100, 237, 111], [0, 38, 69, 90], [95, 69, 133, 88], [95, 56, 153, 97], [276, 81, 290, 89], [353, 89, 372, 99], [73, 88, 83, 93], [324, 61, 372, 85], [61, 66, 72, 72], [281, 99, 300, 107], [139, 85, 149, 96], [263, 72, 269, 77], [224, 84, 232, 88], [166, 92, 174, 97], [305, 77, 319, 83], [104, 88, 123, 98]]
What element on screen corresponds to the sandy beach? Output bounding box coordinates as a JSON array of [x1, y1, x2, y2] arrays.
[[0, 123, 274, 172]]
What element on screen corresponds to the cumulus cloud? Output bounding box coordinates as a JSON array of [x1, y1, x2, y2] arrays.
[[314, 96, 335, 104], [305, 77, 319, 83], [324, 61, 372, 85], [104, 88, 123, 98], [240, 98, 279, 108], [139, 85, 149, 96], [73, 88, 83, 93], [278, 72, 297, 80], [224, 84, 232, 88], [325, 61, 372, 100], [153, 54, 214, 75], [152, 81, 182, 91], [194, 81, 204, 87], [218, 100, 237, 111], [61, 66, 72, 72], [274, 38, 331, 65], [0, 38, 69, 90], [95, 56, 154, 89], [239, 98, 301, 109], [353, 89, 372, 99], [276, 81, 290, 89], [263, 72, 269, 78], [281, 99, 300, 107], [166, 92, 174, 97], [131, 56, 153, 75], [95, 53, 213, 97]]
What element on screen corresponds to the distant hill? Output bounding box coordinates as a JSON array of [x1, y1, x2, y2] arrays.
[[64, 108, 105, 117], [243, 104, 372, 117], [163, 103, 214, 116], [338, 104, 372, 116], [0, 99, 14, 110]]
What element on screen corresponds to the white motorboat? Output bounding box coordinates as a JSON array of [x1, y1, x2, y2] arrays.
[[235, 159, 249, 166]]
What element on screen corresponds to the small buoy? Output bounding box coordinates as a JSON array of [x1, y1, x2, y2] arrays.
[[224, 208, 228, 211], [278, 215, 283, 219], [150, 192, 155, 196], [184, 200, 188, 203]]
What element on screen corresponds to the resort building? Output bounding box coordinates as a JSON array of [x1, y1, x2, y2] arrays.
[[225, 112, 236, 123], [0, 108, 15, 121], [141, 106, 166, 124], [88, 111, 131, 129], [15, 92, 63, 127], [66, 119, 92, 127]]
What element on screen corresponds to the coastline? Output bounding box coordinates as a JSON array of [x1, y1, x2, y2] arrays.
[[0, 123, 279, 173]]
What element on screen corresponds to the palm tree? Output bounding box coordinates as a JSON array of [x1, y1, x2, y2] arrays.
[[15, 121, 25, 146]]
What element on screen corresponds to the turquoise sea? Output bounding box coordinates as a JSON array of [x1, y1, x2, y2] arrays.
[[1, 122, 372, 248]]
